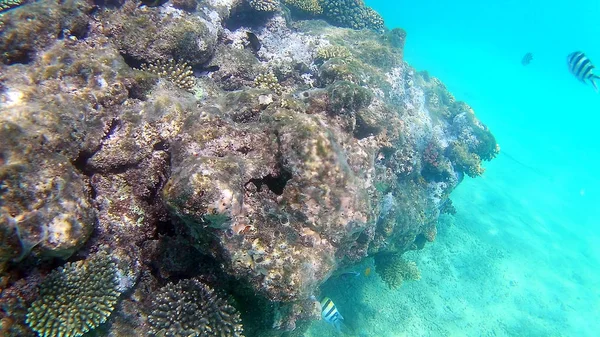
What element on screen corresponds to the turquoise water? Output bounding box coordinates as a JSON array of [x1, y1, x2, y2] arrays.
[[308, 1, 600, 335]]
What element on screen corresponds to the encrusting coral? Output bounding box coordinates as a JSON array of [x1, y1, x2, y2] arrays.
[[148, 279, 244, 337], [25, 253, 120, 337]]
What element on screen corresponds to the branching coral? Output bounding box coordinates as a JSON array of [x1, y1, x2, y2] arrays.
[[148, 279, 244, 337], [254, 71, 283, 95], [0, 0, 23, 12], [248, 0, 279, 12], [141, 59, 196, 91], [316, 45, 351, 62], [374, 252, 421, 289], [283, 0, 322, 15], [25, 253, 120, 337]]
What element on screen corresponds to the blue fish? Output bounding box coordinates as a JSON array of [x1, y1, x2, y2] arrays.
[[321, 297, 344, 332]]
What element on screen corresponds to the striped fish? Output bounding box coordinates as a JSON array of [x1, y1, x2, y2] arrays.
[[567, 51, 600, 91], [321, 297, 344, 332]]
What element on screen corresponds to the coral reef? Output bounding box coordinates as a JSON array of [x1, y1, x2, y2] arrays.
[[374, 252, 421, 289], [25, 253, 120, 337], [148, 279, 244, 337], [318, 0, 384, 31], [282, 0, 322, 15], [0, 121, 95, 262], [141, 59, 196, 91], [248, 0, 279, 12], [254, 71, 283, 95], [315, 45, 352, 61], [99, 1, 218, 66], [0, 0, 498, 336]]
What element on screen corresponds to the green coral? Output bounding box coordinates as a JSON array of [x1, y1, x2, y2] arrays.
[[282, 0, 322, 14], [148, 279, 244, 337], [374, 252, 421, 289], [316, 45, 351, 61], [387, 27, 407, 50], [327, 80, 373, 114], [0, 0, 23, 12], [26, 253, 120, 337], [141, 59, 196, 91], [254, 71, 283, 95], [447, 141, 485, 178], [317, 0, 385, 31], [248, 0, 279, 12]]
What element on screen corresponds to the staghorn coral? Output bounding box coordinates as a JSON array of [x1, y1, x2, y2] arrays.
[[283, 0, 322, 15], [25, 253, 120, 337], [141, 59, 196, 91], [248, 0, 279, 12], [374, 252, 421, 289], [148, 279, 244, 337]]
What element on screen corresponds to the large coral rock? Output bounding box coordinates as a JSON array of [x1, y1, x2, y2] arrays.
[[0, 122, 94, 261], [163, 89, 375, 302], [100, 2, 219, 66]]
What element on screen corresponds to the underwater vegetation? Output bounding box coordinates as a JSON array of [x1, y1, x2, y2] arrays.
[[0, 0, 497, 336]]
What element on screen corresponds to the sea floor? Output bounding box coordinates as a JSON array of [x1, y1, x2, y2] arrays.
[[306, 158, 600, 337]]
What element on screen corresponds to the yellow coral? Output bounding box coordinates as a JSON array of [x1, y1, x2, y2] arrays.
[[282, 0, 322, 15], [254, 71, 283, 95], [316, 45, 351, 61], [248, 0, 279, 12]]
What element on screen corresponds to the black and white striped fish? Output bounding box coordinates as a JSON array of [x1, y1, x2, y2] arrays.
[[567, 51, 600, 91], [321, 297, 344, 332]]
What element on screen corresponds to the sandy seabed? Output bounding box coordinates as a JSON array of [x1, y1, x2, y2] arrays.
[[306, 158, 600, 337]]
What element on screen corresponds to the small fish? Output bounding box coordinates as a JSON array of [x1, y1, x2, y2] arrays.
[[246, 32, 261, 53], [521, 52, 533, 66], [338, 271, 360, 279], [139, 0, 169, 7], [321, 297, 344, 332], [567, 51, 600, 91], [364, 267, 371, 277]]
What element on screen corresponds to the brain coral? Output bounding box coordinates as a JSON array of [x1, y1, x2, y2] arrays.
[[148, 279, 244, 337], [25, 253, 120, 337]]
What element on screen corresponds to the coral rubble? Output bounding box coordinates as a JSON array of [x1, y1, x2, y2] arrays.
[[0, 0, 498, 336]]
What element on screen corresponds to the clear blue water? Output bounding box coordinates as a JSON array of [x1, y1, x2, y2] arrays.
[[308, 1, 600, 335]]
